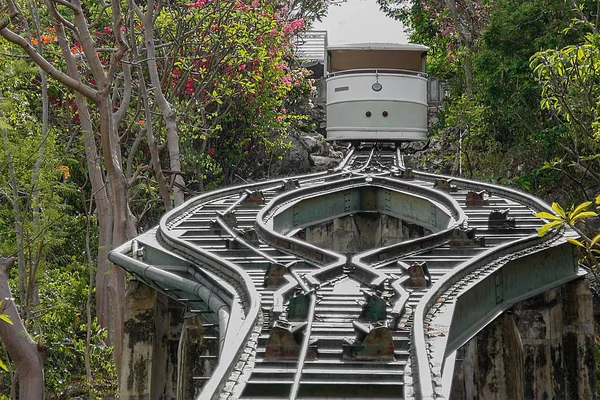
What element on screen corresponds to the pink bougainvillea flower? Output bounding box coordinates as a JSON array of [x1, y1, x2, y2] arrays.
[[208, 148, 215, 156]]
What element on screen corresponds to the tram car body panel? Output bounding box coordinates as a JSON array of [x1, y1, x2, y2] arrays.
[[326, 43, 429, 143]]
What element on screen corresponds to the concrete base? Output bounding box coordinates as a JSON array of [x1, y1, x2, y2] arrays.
[[451, 278, 596, 400], [303, 212, 431, 253], [120, 282, 186, 400]]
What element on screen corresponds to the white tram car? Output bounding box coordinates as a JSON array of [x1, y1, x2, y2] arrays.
[[325, 43, 429, 143]]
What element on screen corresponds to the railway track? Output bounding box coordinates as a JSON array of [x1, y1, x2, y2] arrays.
[[110, 142, 579, 399]]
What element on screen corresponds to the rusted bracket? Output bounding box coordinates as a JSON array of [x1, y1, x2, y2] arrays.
[[279, 178, 301, 192], [358, 289, 388, 321], [210, 210, 238, 234], [288, 290, 314, 321], [226, 229, 261, 250], [449, 227, 485, 247], [465, 190, 489, 207], [403, 261, 432, 289], [342, 321, 395, 361], [434, 178, 458, 192], [265, 321, 317, 360], [241, 189, 265, 206], [264, 262, 288, 288], [402, 168, 414, 180], [488, 209, 516, 230]]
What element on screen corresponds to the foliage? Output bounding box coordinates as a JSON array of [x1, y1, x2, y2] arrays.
[[37, 265, 116, 397], [153, 0, 315, 190], [395, 0, 597, 200], [531, 29, 600, 187], [0, 0, 320, 396], [535, 197, 600, 270]]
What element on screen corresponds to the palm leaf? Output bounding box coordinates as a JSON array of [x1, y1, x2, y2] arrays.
[[534, 211, 561, 221], [538, 220, 564, 237], [567, 238, 585, 248], [569, 201, 592, 219], [591, 233, 600, 248], [0, 314, 12, 325], [552, 202, 567, 219], [570, 211, 597, 223]]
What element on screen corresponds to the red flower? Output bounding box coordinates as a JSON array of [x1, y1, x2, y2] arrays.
[[208, 148, 215, 156]]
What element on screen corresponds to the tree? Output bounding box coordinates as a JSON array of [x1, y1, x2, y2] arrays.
[[0, 0, 317, 392], [531, 29, 600, 190], [0, 256, 44, 400]]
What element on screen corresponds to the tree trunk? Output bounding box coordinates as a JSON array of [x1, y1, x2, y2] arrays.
[[143, 9, 185, 206], [0, 257, 45, 400]]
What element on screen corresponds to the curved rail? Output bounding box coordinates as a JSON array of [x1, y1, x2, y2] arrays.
[[110, 142, 580, 400]]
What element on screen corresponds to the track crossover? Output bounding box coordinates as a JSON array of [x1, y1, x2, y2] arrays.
[[110, 142, 582, 399]]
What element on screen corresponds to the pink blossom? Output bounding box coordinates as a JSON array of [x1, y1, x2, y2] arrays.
[[239, 64, 246, 70], [283, 19, 304, 33], [281, 76, 292, 85], [275, 116, 284, 121], [281, 108, 286, 114], [104, 26, 113, 34], [189, 0, 207, 7], [208, 148, 215, 156]]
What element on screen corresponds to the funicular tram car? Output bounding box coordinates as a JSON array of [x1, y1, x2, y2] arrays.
[[325, 43, 429, 143]]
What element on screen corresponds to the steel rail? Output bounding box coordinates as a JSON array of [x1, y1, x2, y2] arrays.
[[289, 291, 317, 400], [215, 215, 280, 265], [110, 143, 580, 400], [401, 170, 569, 400]]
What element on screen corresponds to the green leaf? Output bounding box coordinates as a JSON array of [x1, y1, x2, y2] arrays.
[[0, 313, 12, 325], [567, 237, 585, 248], [538, 220, 564, 237], [552, 202, 567, 219], [534, 211, 561, 221], [591, 233, 600, 248], [0, 358, 7, 371], [570, 211, 597, 223], [570, 201, 592, 219]]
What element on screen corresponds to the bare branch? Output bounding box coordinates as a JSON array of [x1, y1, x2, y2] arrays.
[[0, 28, 99, 100], [52, 0, 78, 10], [88, 3, 111, 29]]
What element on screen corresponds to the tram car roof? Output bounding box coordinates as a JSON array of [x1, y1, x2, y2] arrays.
[[327, 42, 429, 73]]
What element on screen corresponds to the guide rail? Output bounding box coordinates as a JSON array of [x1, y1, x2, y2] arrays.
[[110, 142, 581, 400]]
